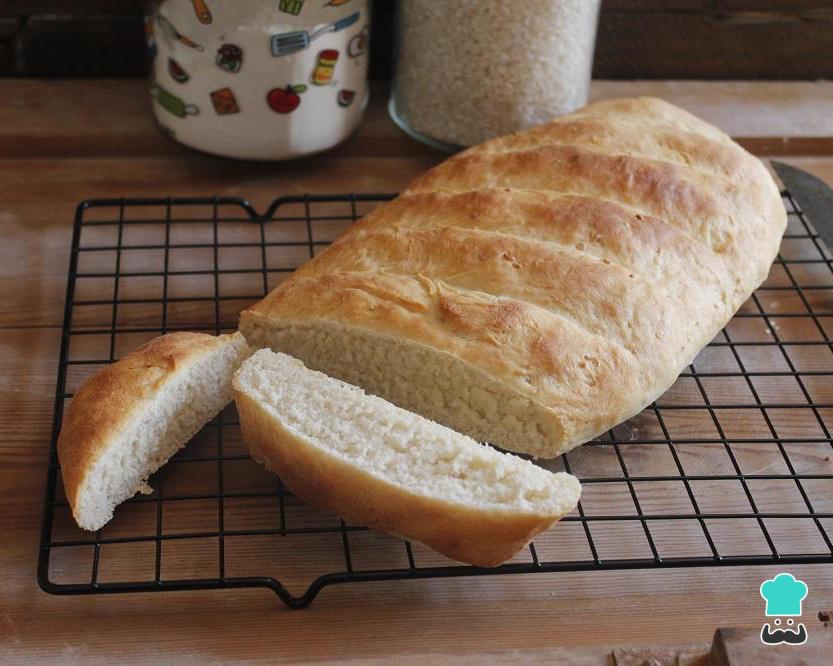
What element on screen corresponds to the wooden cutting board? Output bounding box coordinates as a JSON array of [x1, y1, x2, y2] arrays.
[[2, 79, 833, 663]]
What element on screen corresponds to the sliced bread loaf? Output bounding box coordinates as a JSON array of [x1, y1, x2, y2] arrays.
[[58, 331, 251, 531], [239, 97, 786, 459], [233, 349, 581, 567]]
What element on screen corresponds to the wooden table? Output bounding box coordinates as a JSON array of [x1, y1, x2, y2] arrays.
[[2, 80, 833, 664]]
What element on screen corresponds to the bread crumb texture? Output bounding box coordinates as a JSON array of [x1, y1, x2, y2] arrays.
[[235, 349, 580, 516]]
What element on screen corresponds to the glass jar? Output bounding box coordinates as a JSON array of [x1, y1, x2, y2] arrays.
[[389, 0, 601, 151], [147, 0, 370, 160]]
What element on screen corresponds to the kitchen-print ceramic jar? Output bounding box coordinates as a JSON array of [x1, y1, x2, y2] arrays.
[[389, 0, 600, 151], [147, 0, 370, 160]]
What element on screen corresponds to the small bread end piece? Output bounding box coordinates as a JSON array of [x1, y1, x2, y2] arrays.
[[58, 331, 252, 531]]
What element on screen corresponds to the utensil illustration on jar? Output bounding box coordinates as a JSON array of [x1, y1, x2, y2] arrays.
[[312, 50, 339, 85], [270, 11, 359, 57], [151, 85, 199, 118], [157, 15, 204, 51], [190, 0, 213, 24]]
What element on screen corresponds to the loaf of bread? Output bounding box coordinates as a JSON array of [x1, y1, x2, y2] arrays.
[[58, 331, 251, 531], [234, 349, 581, 566], [240, 97, 786, 458]]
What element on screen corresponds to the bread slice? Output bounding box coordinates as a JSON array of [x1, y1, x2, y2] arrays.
[[239, 96, 786, 459], [233, 349, 581, 567], [58, 331, 251, 531]]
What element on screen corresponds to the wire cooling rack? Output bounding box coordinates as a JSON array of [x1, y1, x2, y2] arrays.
[[39, 192, 833, 608]]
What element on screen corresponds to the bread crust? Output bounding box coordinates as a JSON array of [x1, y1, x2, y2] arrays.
[[234, 389, 577, 567], [240, 97, 787, 457], [58, 332, 241, 526]]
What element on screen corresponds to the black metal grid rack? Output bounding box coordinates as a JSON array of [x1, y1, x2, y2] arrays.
[[38, 192, 833, 609]]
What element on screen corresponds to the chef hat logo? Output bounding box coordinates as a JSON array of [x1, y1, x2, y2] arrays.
[[760, 573, 808, 617]]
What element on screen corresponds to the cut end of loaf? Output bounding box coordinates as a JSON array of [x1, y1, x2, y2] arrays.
[[64, 332, 252, 532], [239, 317, 581, 459], [233, 349, 581, 565]]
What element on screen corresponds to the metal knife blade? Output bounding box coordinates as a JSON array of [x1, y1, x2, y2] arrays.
[[772, 161, 833, 253]]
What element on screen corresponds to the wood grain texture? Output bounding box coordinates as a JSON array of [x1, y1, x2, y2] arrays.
[[2, 80, 833, 662], [5, 1, 833, 81], [594, 3, 833, 79], [2, 81, 833, 160]]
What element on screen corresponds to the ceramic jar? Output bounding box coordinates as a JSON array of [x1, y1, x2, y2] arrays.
[[147, 0, 370, 160]]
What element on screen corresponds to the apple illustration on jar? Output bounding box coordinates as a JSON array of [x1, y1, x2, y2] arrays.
[[267, 84, 308, 114]]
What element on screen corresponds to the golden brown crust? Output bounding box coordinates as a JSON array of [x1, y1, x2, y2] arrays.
[[57, 332, 239, 518], [409, 144, 752, 255], [241, 96, 786, 456], [234, 390, 566, 567]]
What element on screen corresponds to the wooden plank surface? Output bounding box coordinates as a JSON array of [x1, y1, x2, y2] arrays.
[[5, 1, 833, 81], [594, 3, 833, 80], [2, 79, 833, 663], [591, 80, 833, 155], [2, 80, 833, 160]]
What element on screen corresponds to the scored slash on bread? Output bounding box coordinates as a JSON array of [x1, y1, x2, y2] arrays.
[[57, 332, 252, 532], [233, 350, 581, 567], [240, 96, 787, 459]]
